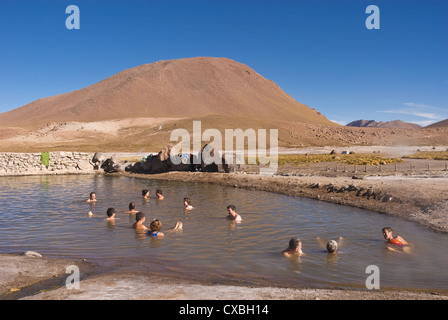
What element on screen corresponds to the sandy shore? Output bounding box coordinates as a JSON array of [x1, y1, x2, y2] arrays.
[[1, 254, 446, 301]]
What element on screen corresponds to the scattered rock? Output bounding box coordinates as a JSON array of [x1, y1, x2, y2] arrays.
[[363, 188, 375, 199], [24, 251, 42, 258], [326, 184, 338, 193]]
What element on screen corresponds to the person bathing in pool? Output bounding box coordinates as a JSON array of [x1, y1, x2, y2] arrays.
[[106, 207, 117, 223], [184, 198, 193, 210], [382, 227, 408, 246], [226, 205, 242, 222], [316, 236, 343, 254], [127, 202, 138, 214], [132, 211, 149, 232], [148, 219, 182, 237], [86, 192, 97, 203], [156, 189, 164, 200], [142, 190, 150, 201], [282, 237, 305, 258]]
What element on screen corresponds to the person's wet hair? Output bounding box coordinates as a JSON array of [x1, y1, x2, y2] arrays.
[[142, 190, 149, 196], [326, 240, 338, 253], [227, 204, 236, 211], [106, 207, 116, 217], [382, 227, 393, 233], [150, 219, 162, 232], [288, 237, 301, 250], [135, 211, 145, 221], [129, 202, 136, 210]]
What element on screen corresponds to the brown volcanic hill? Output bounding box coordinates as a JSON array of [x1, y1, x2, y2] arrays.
[[346, 119, 421, 129], [378, 120, 422, 129], [426, 119, 448, 128], [0, 57, 335, 129]]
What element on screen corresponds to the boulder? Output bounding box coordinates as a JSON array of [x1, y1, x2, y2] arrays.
[[221, 152, 245, 173], [127, 145, 194, 174], [101, 154, 124, 173], [200, 144, 220, 172], [76, 161, 93, 171], [92, 152, 105, 170], [150, 155, 172, 173], [24, 251, 42, 258], [168, 153, 195, 172], [126, 143, 238, 174]]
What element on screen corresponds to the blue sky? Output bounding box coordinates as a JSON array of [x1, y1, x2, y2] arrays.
[[0, 0, 447, 126]]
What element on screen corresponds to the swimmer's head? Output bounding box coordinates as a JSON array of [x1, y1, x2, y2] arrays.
[[142, 190, 149, 197], [288, 237, 301, 250], [326, 240, 338, 253], [106, 207, 116, 217], [90, 192, 96, 199], [135, 211, 145, 222], [382, 227, 394, 239], [184, 197, 191, 205], [150, 219, 162, 232], [156, 189, 163, 195], [129, 202, 136, 210]]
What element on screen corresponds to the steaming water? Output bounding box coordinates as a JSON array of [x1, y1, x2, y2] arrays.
[[0, 175, 447, 290]]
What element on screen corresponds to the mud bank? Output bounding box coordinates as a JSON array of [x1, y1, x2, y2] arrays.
[[122, 170, 448, 233], [0, 253, 96, 299], [19, 270, 448, 300], [1, 253, 445, 300]]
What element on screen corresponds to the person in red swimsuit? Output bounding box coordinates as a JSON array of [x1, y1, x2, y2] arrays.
[[382, 227, 408, 246]]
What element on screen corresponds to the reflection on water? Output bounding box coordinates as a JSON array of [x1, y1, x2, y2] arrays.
[[0, 174, 448, 290]]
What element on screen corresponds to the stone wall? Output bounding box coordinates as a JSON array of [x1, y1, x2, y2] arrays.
[[0, 152, 95, 176]]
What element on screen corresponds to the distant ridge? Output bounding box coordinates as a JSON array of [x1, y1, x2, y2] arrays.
[[426, 119, 448, 128], [346, 119, 421, 129], [0, 57, 335, 129]]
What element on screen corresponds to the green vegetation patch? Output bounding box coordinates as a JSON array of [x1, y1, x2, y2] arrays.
[[403, 151, 448, 160], [246, 153, 404, 166]]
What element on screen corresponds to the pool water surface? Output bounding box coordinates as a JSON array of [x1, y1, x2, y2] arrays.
[[0, 174, 447, 290]]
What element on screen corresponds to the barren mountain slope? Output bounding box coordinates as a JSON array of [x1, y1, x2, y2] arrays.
[[0, 57, 334, 129]]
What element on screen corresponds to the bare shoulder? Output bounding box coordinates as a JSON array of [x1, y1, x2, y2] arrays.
[[282, 251, 290, 258]]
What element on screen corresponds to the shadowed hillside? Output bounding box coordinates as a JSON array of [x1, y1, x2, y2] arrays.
[[426, 119, 448, 128], [346, 120, 421, 129]]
